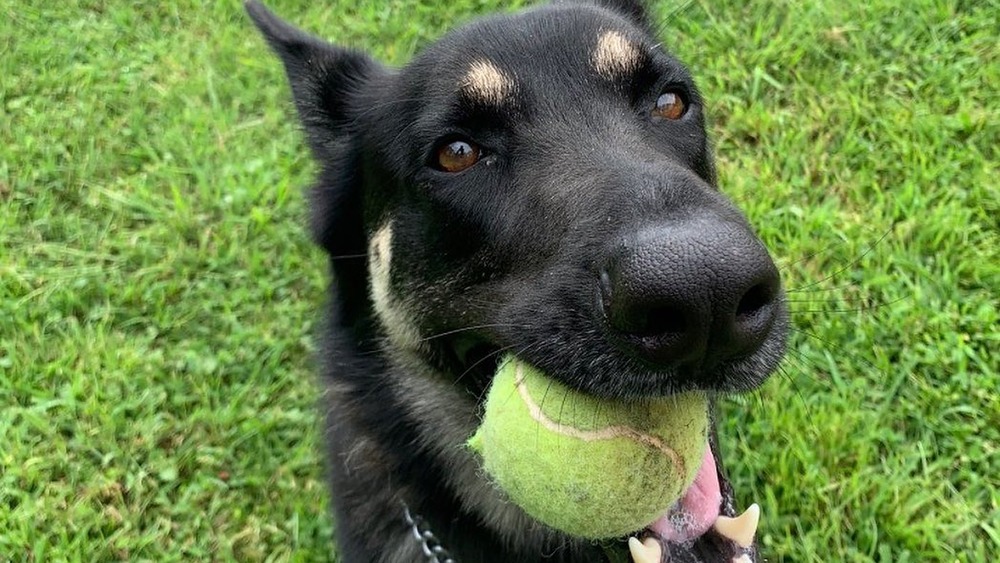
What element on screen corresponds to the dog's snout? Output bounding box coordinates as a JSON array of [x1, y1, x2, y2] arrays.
[[599, 219, 781, 378]]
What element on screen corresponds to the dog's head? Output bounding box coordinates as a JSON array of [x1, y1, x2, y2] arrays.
[[250, 0, 786, 560]]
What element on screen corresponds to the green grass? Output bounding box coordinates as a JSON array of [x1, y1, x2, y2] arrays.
[[1, 0, 996, 561]]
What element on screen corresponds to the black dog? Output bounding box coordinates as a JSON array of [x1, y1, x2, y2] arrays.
[[248, 1, 787, 561]]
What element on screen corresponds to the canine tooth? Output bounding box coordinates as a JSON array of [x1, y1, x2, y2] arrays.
[[713, 503, 760, 548], [628, 537, 662, 563]]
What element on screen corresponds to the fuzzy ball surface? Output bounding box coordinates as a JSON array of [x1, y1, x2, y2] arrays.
[[468, 357, 709, 539]]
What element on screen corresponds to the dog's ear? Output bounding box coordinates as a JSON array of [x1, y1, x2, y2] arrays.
[[246, 1, 382, 160], [247, 1, 386, 262]]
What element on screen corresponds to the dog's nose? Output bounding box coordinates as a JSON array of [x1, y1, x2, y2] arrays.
[[599, 218, 781, 374]]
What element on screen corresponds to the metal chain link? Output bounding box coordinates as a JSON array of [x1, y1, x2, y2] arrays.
[[402, 503, 457, 563]]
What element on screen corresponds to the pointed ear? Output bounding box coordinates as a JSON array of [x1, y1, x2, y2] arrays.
[[247, 2, 386, 259], [246, 0, 384, 161]]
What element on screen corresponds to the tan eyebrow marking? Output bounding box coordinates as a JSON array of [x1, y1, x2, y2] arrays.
[[592, 30, 642, 78], [461, 60, 515, 105]]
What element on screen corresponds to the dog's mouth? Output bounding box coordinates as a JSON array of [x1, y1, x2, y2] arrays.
[[451, 341, 762, 562], [625, 440, 760, 563]]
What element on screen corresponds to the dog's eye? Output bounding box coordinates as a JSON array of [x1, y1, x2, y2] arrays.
[[652, 91, 687, 120], [435, 140, 481, 173]]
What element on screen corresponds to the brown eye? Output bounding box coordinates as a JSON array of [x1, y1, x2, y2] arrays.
[[435, 140, 481, 172], [653, 91, 686, 120]]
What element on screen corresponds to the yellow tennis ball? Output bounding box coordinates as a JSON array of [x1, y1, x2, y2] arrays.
[[468, 356, 709, 539]]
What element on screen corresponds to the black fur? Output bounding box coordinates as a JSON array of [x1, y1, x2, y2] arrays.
[[248, 1, 787, 561]]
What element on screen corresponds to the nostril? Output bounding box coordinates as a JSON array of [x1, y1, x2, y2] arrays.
[[736, 282, 773, 320], [607, 300, 700, 368], [625, 304, 687, 338], [600, 262, 701, 366], [731, 280, 779, 357]]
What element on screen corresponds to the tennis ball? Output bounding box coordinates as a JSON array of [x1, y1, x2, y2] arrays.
[[468, 356, 709, 539]]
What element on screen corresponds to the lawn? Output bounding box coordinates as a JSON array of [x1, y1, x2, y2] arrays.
[[1, 0, 996, 561]]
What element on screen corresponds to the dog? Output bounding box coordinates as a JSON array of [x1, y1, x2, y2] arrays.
[[248, 1, 788, 561]]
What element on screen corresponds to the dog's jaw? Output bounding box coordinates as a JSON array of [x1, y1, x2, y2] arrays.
[[631, 432, 762, 563], [387, 357, 764, 563]]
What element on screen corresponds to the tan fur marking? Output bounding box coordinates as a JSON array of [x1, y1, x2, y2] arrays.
[[592, 30, 641, 78], [461, 60, 514, 104], [368, 222, 426, 353]]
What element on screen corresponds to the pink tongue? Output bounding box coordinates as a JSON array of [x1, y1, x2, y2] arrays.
[[648, 445, 721, 544]]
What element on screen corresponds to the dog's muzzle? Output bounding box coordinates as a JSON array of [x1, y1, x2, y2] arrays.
[[599, 214, 781, 385]]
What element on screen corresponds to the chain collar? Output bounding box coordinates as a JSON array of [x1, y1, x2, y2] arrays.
[[401, 503, 631, 563], [403, 503, 457, 563]]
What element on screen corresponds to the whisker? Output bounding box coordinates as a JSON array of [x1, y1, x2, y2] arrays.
[[788, 227, 893, 292], [777, 236, 863, 271], [418, 322, 535, 342], [654, 0, 697, 38], [783, 283, 863, 294], [788, 327, 885, 376], [458, 343, 516, 385], [784, 295, 907, 314], [467, 342, 543, 401], [773, 357, 819, 431], [326, 253, 367, 261]]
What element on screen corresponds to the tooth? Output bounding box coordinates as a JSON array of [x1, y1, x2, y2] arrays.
[[732, 555, 753, 563], [628, 537, 662, 563], [714, 503, 761, 548]]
